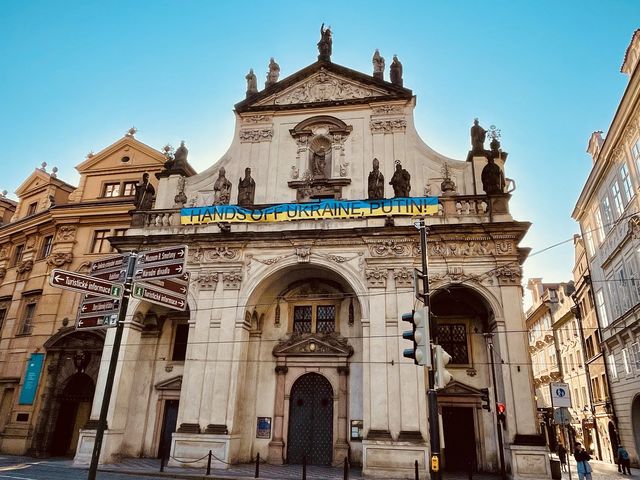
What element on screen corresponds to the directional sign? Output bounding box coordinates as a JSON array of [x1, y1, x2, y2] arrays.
[[76, 313, 119, 330], [50, 269, 123, 299], [91, 254, 130, 274], [145, 272, 190, 295], [132, 283, 187, 311], [550, 382, 572, 408], [137, 246, 187, 266], [133, 262, 185, 282], [91, 268, 126, 283], [79, 298, 120, 316]]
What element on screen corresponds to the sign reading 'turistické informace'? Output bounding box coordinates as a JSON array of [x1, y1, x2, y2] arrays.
[[181, 197, 439, 225]]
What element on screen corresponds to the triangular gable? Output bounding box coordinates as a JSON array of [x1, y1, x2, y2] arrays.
[[236, 61, 412, 113], [75, 135, 166, 173], [155, 375, 183, 390], [436, 380, 484, 397], [273, 332, 354, 357], [14, 169, 75, 197]]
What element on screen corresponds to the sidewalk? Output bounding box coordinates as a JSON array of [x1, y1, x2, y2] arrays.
[[561, 457, 631, 479]]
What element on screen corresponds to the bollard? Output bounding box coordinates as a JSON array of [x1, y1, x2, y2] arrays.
[[206, 449, 212, 476], [343, 456, 349, 480], [414, 459, 419, 480], [255, 452, 260, 478], [160, 453, 165, 472], [302, 455, 307, 480]]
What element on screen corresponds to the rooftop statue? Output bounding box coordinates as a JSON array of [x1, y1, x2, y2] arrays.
[[173, 141, 188, 167], [317, 23, 332, 62], [481, 156, 505, 195], [214, 168, 232, 205], [389, 161, 411, 197], [470, 118, 487, 153], [237, 167, 256, 207], [368, 158, 385, 199], [134, 173, 155, 210], [372, 49, 385, 80], [246, 69, 258, 97], [390, 55, 403, 86], [265, 58, 280, 88]]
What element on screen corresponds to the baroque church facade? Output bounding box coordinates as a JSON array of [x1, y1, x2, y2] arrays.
[[74, 31, 550, 479]]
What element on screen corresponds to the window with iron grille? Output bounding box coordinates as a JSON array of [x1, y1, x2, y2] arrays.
[[437, 323, 469, 364], [293, 306, 312, 333], [18, 302, 37, 336], [316, 305, 336, 333]]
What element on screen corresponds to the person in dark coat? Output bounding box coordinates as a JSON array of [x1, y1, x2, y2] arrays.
[[557, 444, 567, 472], [574, 442, 592, 480]]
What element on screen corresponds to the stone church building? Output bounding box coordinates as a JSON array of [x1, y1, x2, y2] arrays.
[[74, 31, 549, 479]]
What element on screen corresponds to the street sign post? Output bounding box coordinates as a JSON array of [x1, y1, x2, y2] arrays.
[[91, 253, 130, 274], [133, 245, 187, 282], [132, 283, 188, 311], [76, 314, 119, 329], [49, 269, 123, 299], [550, 382, 572, 408], [136, 245, 187, 265], [145, 272, 189, 295], [133, 262, 185, 282]]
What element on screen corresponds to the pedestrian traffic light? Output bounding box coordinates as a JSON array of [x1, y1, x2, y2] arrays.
[[402, 307, 430, 366], [497, 402, 506, 425], [433, 345, 453, 389], [480, 387, 491, 411]]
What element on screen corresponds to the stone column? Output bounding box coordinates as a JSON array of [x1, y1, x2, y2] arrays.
[[268, 365, 288, 464], [334, 365, 350, 462]]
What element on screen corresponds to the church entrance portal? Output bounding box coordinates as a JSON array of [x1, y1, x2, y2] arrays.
[[50, 373, 94, 456], [287, 373, 333, 465], [442, 406, 476, 472]]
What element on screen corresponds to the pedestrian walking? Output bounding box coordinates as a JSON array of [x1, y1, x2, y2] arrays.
[[574, 442, 593, 480], [618, 445, 632, 475], [558, 444, 568, 472]]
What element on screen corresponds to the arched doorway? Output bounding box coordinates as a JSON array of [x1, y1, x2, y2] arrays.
[[50, 373, 94, 456], [632, 396, 640, 460], [287, 373, 334, 465]]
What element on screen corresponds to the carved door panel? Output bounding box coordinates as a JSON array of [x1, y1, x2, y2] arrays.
[[287, 373, 333, 465]]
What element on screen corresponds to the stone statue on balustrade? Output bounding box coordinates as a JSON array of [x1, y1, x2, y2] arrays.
[[372, 50, 385, 80], [481, 156, 505, 195], [368, 158, 385, 200], [237, 167, 256, 207], [214, 168, 232, 205], [134, 173, 155, 210], [471, 118, 487, 153], [265, 58, 280, 88], [246, 69, 258, 97], [390, 55, 403, 86], [389, 161, 411, 197]]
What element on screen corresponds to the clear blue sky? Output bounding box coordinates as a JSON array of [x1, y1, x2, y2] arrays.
[[1, 0, 638, 290]]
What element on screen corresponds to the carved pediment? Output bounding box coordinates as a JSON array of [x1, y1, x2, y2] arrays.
[[155, 375, 183, 391], [436, 380, 485, 397], [273, 332, 354, 357]]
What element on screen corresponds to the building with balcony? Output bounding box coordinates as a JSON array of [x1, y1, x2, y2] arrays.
[[572, 28, 640, 467], [0, 134, 165, 456]]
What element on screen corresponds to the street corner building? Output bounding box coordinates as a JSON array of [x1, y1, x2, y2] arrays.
[[73, 32, 549, 478]]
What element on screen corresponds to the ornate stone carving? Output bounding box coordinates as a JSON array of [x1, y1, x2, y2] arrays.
[[46, 251, 73, 267], [196, 271, 218, 290], [56, 225, 77, 241], [623, 123, 638, 143], [629, 215, 640, 239], [428, 239, 510, 257], [368, 240, 411, 257], [0, 267, 6, 281], [0, 244, 9, 260], [205, 247, 239, 261], [189, 248, 203, 263], [239, 128, 274, 143], [242, 114, 273, 124], [16, 260, 33, 274], [249, 254, 287, 266], [296, 247, 311, 263], [494, 265, 522, 284], [428, 267, 470, 284], [273, 331, 354, 357], [393, 267, 413, 288], [611, 146, 624, 162], [370, 119, 407, 133], [495, 241, 513, 254], [365, 267, 388, 288], [273, 69, 381, 105], [372, 104, 403, 115], [223, 271, 243, 290]]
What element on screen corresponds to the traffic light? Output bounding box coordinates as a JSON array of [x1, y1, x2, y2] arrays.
[[497, 402, 506, 426], [480, 388, 491, 411], [433, 345, 453, 389], [402, 307, 430, 366]]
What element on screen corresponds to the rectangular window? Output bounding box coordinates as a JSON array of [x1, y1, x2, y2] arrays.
[[608, 353, 618, 379], [602, 197, 613, 230], [293, 306, 312, 333], [102, 183, 120, 198], [111, 229, 127, 252], [18, 301, 37, 336], [585, 227, 595, 257], [586, 337, 594, 359], [633, 138, 640, 171], [171, 323, 189, 361], [631, 343, 640, 371], [623, 348, 631, 374], [91, 230, 111, 254], [594, 209, 605, 243], [316, 305, 336, 333], [39, 235, 53, 259], [27, 202, 37, 216], [437, 323, 469, 364], [0, 307, 7, 336], [621, 163, 633, 203], [596, 289, 609, 327], [122, 181, 137, 196], [11, 244, 24, 267], [612, 182, 624, 217], [616, 264, 631, 314]]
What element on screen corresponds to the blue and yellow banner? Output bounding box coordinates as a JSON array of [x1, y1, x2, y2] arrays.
[[181, 197, 439, 225]]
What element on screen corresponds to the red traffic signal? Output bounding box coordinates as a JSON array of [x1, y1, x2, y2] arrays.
[[497, 403, 506, 414], [497, 402, 506, 425]]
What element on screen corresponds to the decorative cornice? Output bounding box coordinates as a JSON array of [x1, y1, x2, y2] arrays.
[[370, 118, 406, 133], [239, 128, 274, 143]]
